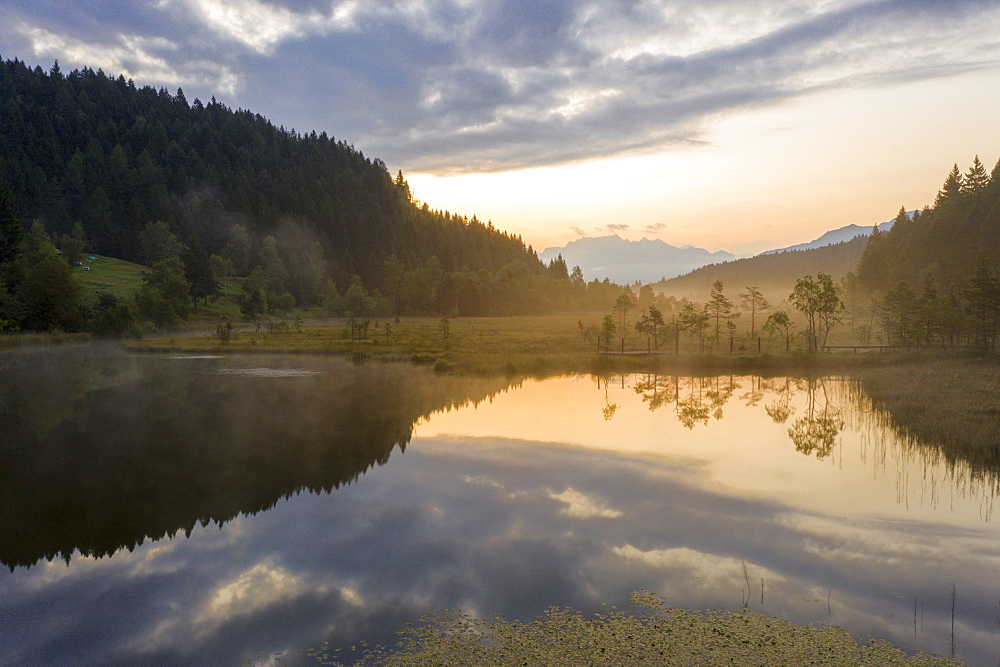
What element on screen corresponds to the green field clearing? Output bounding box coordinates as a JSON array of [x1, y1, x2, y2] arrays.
[[74, 255, 146, 298]]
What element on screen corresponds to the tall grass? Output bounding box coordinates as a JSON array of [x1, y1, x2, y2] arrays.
[[852, 357, 1000, 474]]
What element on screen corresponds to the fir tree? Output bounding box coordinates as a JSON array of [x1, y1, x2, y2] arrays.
[[963, 155, 989, 194], [934, 163, 963, 207], [0, 169, 22, 266]]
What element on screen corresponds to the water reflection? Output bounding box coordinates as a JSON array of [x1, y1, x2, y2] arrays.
[[0, 346, 515, 570], [2, 353, 999, 666]]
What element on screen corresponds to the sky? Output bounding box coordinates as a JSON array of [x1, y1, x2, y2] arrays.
[[2, 1, 1000, 254]]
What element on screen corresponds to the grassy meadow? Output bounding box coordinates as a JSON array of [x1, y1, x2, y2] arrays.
[[74, 254, 147, 298], [123, 312, 921, 376]]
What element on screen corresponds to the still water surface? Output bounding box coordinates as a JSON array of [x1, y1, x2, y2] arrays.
[[1, 348, 998, 665]]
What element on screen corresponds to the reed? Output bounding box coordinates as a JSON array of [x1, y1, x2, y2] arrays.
[[854, 356, 1000, 474]]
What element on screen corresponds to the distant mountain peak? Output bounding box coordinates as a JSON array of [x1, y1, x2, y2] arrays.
[[539, 235, 735, 283], [759, 216, 902, 256]]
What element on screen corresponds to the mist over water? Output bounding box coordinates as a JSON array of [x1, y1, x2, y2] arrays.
[[1, 348, 997, 666]]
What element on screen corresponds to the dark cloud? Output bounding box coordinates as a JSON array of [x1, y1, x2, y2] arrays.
[[1, 0, 999, 172], [606, 223, 630, 231]]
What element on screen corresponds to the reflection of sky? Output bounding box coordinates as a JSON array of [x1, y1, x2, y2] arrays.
[[3, 374, 999, 666], [416, 375, 998, 527]]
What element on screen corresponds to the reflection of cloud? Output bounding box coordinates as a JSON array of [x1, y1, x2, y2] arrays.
[[338, 584, 365, 607], [7, 398, 1000, 665], [613, 544, 784, 593], [463, 475, 504, 489], [196, 561, 302, 627], [615, 544, 724, 571], [551, 488, 622, 519]]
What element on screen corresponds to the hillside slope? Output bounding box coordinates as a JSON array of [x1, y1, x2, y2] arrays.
[[653, 236, 868, 303], [0, 57, 540, 292]]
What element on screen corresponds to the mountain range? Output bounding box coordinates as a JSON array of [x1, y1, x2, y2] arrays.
[[540, 219, 897, 284], [539, 236, 736, 283]]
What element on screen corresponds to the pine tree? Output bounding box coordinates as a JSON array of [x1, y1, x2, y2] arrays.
[[704, 280, 737, 344], [0, 169, 22, 266], [182, 237, 216, 307], [963, 155, 989, 194], [934, 164, 963, 207], [740, 285, 770, 337]]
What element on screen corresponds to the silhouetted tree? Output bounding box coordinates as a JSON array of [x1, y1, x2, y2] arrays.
[[704, 280, 738, 346], [740, 285, 770, 338]]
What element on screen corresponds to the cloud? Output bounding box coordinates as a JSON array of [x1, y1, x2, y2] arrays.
[[196, 561, 303, 628], [570, 226, 586, 236], [10, 21, 241, 96], [550, 487, 623, 519], [3, 0, 1000, 173], [167, 0, 358, 55]]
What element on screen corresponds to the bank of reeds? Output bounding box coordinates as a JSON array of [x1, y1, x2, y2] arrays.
[[853, 355, 1000, 475]]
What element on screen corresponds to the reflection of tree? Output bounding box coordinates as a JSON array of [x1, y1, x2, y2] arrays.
[[787, 379, 844, 459], [763, 378, 796, 424], [677, 377, 711, 429], [739, 376, 765, 408], [633, 374, 678, 412], [705, 376, 735, 420], [0, 349, 516, 569], [633, 374, 737, 426], [600, 376, 618, 421]]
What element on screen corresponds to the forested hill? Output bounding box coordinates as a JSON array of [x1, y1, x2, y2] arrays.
[[652, 235, 868, 302], [0, 56, 538, 292], [857, 157, 1000, 292]]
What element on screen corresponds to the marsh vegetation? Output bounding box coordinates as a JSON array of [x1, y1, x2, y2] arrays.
[[324, 591, 960, 666]]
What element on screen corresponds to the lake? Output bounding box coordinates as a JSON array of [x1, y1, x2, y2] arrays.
[[1, 347, 997, 665]]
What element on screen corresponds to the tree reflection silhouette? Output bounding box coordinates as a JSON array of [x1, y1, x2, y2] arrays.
[[764, 378, 797, 424], [0, 349, 515, 570], [633, 374, 678, 412], [677, 378, 711, 429], [786, 378, 844, 459]]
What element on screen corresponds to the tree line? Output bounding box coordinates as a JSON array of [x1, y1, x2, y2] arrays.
[[588, 156, 1000, 354], [0, 56, 632, 331], [854, 156, 1000, 349]]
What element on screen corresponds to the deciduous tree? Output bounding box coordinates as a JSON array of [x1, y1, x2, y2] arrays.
[[790, 273, 843, 352]]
